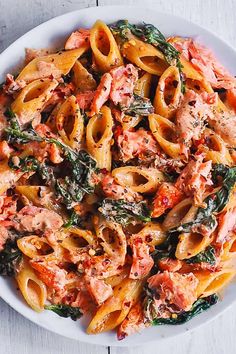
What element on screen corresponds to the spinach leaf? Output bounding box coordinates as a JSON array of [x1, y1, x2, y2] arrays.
[[6, 119, 43, 145], [8, 155, 39, 172], [45, 304, 82, 321], [0, 238, 22, 276], [151, 294, 218, 325], [169, 164, 236, 235], [6, 121, 98, 209], [55, 150, 97, 209], [55, 178, 84, 208], [37, 163, 56, 186], [186, 245, 216, 265], [151, 232, 179, 261], [120, 94, 154, 116], [4, 107, 16, 119], [99, 198, 151, 225]]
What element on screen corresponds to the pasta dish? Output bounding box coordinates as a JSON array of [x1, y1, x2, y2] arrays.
[[1, 19, 236, 340]]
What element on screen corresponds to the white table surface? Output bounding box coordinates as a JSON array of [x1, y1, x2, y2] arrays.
[[1, 0, 236, 353]]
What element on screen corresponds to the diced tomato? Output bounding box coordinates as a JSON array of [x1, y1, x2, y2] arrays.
[[89, 73, 112, 116], [152, 182, 183, 218], [110, 64, 138, 107], [117, 302, 146, 340], [84, 275, 113, 305], [147, 271, 198, 311], [65, 29, 90, 50], [48, 143, 63, 164], [130, 238, 154, 279], [30, 260, 67, 291], [227, 88, 236, 112]]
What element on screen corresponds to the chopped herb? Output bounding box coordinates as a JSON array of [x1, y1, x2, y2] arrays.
[[6, 119, 43, 145], [37, 163, 55, 186], [55, 178, 84, 208], [45, 304, 82, 321], [8, 155, 39, 172], [121, 94, 154, 116], [99, 198, 151, 225]]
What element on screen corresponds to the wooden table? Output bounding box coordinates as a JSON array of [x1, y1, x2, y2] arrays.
[[0, 0, 236, 353]]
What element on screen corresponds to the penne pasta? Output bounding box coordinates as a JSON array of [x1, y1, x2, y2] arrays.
[[194, 268, 236, 298], [154, 66, 182, 119], [11, 79, 58, 126], [0, 162, 24, 195], [56, 95, 84, 149], [130, 222, 166, 247], [121, 114, 142, 130], [122, 36, 168, 75], [16, 260, 47, 312], [175, 232, 213, 260], [112, 166, 165, 194], [86, 105, 113, 170], [17, 236, 56, 259], [134, 72, 152, 98], [162, 198, 193, 231], [201, 128, 233, 165], [72, 60, 97, 92], [94, 219, 127, 264], [17, 47, 89, 83], [87, 278, 143, 334], [149, 114, 181, 158], [90, 20, 123, 72]]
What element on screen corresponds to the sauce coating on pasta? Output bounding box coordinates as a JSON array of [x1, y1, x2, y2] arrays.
[[1, 19, 236, 340]]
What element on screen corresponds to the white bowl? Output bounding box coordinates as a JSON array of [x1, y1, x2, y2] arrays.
[[0, 5, 236, 347]]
